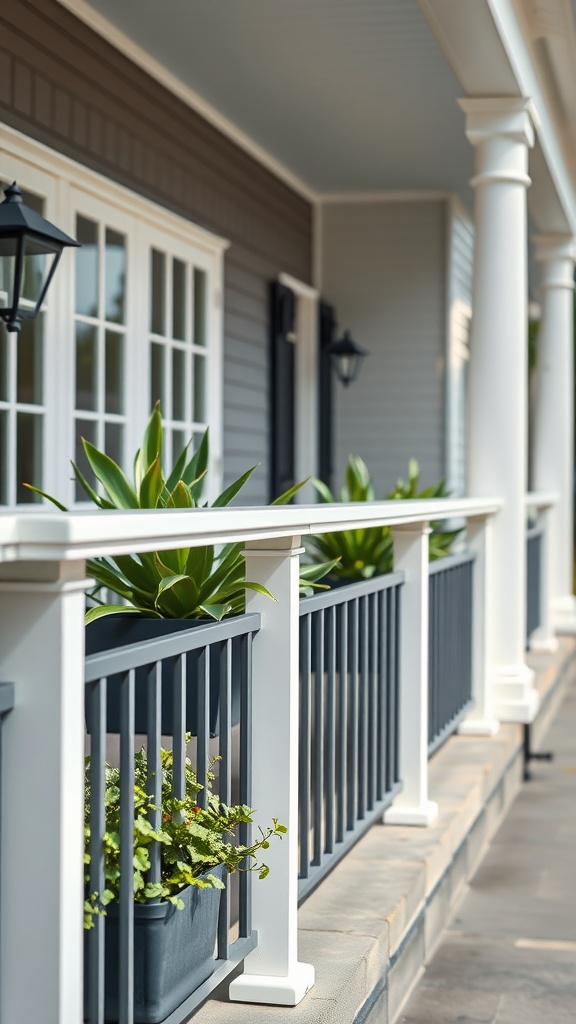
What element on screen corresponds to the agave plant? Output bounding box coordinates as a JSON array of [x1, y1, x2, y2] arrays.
[[26, 403, 335, 622], [306, 456, 461, 583]]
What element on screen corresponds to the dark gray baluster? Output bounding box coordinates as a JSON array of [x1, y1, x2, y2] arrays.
[[449, 569, 454, 721], [172, 654, 186, 811], [434, 573, 438, 741], [119, 669, 135, 1024], [88, 678, 106, 1024], [196, 647, 210, 808], [378, 590, 387, 800], [453, 568, 459, 721], [428, 574, 435, 747], [466, 562, 473, 704], [386, 590, 396, 790], [218, 640, 232, 960], [239, 633, 253, 937], [393, 585, 401, 784], [347, 599, 359, 831], [313, 611, 324, 865], [146, 662, 162, 891], [325, 605, 336, 855], [336, 602, 348, 843], [299, 615, 312, 878], [368, 593, 378, 809], [358, 596, 369, 820]]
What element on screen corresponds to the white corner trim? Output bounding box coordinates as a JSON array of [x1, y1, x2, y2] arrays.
[[448, 192, 474, 228], [54, 0, 318, 205], [0, 122, 230, 256], [278, 273, 319, 300], [318, 189, 453, 204]]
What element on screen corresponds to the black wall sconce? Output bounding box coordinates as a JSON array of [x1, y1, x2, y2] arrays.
[[326, 329, 369, 387], [0, 182, 79, 333]]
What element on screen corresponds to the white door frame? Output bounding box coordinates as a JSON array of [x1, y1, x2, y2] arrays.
[[278, 273, 320, 501]]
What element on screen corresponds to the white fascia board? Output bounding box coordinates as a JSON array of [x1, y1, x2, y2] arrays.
[[318, 190, 453, 204], [54, 0, 318, 205], [0, 498, 502, 562], [487, 0, 576, 232]]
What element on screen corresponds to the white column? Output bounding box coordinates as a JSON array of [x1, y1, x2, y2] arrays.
[[0, 560, 88, 1024], [229, 536, 314, 1006], [460, 97, 539, 724], [532, 235, 576, 633], [384, 524, 438, 827], [459, 516, 500, 735]]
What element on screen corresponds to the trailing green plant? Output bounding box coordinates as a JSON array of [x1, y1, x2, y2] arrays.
[[84, 742, 286, 929], [25, 402, 335, 621], [306, 456, 462, 583]]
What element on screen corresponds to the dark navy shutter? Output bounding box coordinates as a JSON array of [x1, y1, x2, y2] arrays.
[[319, 301, 336, 489], [270, 281, 296, 500]]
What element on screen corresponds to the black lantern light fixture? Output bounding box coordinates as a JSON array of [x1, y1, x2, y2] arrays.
[[0, 182, 79, 333], [326, 329, 369, 387]]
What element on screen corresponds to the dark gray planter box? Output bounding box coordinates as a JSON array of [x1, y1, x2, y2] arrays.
[[84, 865, 225, 1023], [85, 616, 241, 737]]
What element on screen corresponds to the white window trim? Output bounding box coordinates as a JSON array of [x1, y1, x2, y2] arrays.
[[278, 272, 320, 502], [0, 122, 228, 506]]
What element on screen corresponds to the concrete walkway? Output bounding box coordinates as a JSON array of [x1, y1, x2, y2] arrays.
[[399, 680, 576, 1024]]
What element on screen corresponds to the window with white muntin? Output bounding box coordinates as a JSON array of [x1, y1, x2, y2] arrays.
[[70, 203, 222, 504], [148, 247, 210, 469], [73, 212, 129, 501], [0, 126, 226, 508]]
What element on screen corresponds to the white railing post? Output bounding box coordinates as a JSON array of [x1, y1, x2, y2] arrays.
[[384, 524, 438, 827], [229, 536, 314, 1006], [527, 500, 558, 653], [459, 516, 500, 736], [0, 559, 88, 1024]]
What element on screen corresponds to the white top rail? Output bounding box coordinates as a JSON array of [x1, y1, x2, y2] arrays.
[[0, 497, 502, 562], [525, 491, 559, 511]]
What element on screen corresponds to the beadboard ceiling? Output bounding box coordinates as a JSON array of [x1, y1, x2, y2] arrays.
[[80, 0, 473, 195]]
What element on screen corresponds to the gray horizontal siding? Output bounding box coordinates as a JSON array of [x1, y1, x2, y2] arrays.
[[1, 0, 313, 504], [322, 200, 447, 494]]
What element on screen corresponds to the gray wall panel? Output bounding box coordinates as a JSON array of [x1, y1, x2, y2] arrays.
[[0, 0, 313, 504], [321, 200, 446, 495]]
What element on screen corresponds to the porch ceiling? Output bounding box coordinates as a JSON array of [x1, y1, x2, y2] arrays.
[[80, 0, 473, 196]]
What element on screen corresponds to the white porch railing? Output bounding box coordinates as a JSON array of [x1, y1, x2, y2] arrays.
[[0, 494, 526, 1023]]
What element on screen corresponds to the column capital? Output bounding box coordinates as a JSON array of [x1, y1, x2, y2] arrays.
[[533, 233, 576, 265], [458, 96, 536, 149]]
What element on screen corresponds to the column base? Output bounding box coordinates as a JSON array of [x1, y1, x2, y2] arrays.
[[528, 631, 559, 654], [229, 962, 315, 1006], [384, 799, 439, 827], [551, 595, 576, 634], [491, 662, 539, 723], [458, 715, 500, 737], [491, 661, 539, 723]]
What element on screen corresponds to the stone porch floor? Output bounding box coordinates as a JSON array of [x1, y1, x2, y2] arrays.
[[191, 638, 576, 1024], [398, 660, 576, 1024]]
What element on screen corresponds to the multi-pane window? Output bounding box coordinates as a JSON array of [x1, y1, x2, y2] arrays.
[[149, 249, 210, 467], [0, 184, 46, 504], [0, 130, 224, 508], [73, 214, 128, 500]]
